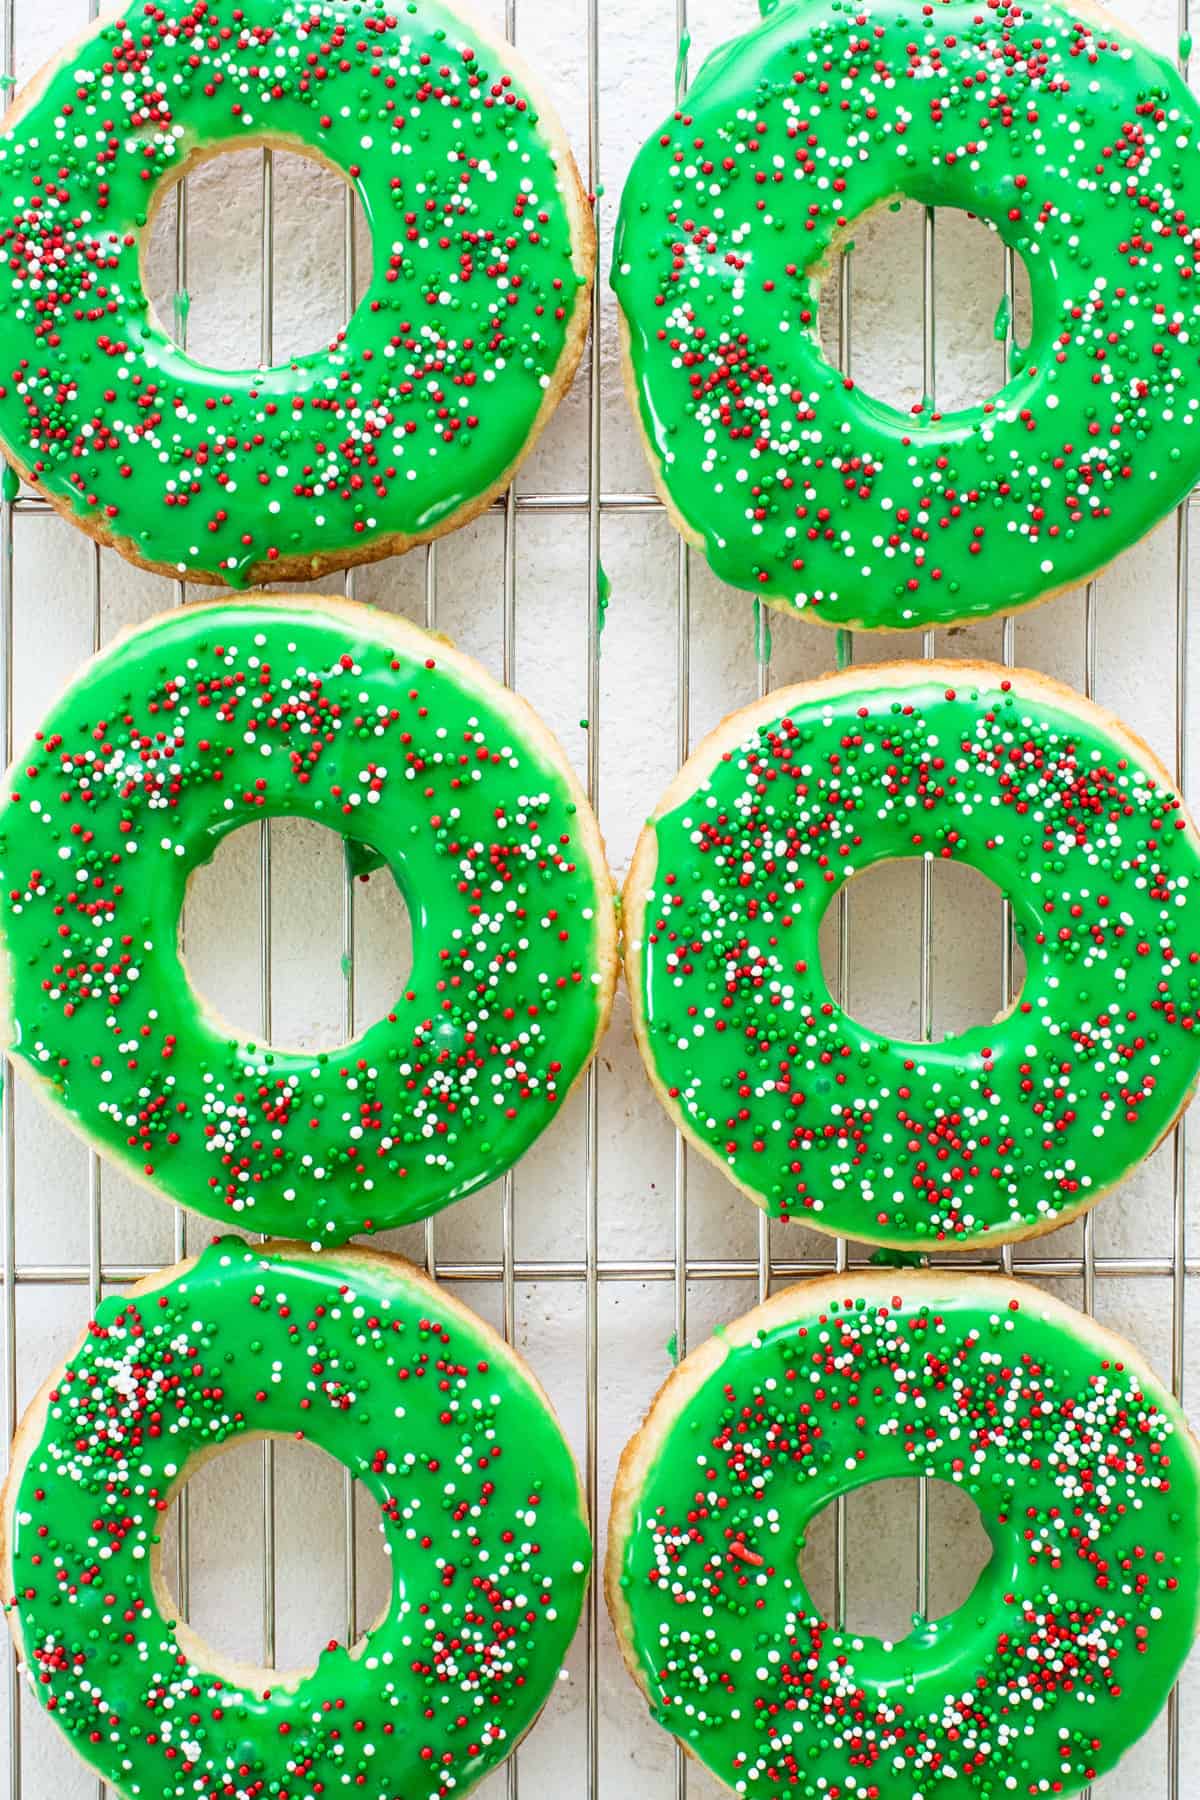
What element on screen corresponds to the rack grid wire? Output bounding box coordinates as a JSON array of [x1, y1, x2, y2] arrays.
[[0, 0, 1194, 1797]]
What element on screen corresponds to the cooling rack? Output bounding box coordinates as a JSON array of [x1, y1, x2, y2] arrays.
[[0, 0, 1196, 1796]]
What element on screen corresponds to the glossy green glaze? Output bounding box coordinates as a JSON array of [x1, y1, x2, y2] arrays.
[[629, 664, 1200, 1247], [613, 0, 1200, 631], [0, 0, 587, 584], [5, 1240, 591, 1799], [0, 598, 613, 1242], [613, 1275, 1200, 1798]]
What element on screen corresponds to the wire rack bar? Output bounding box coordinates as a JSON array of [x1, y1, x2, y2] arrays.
[[257, 142, 280, 1684], [672, 3, 690, 1792], [1168, 54, 1191, 1795], [498, 8, 519, 1791], [831, 239, 854, 1642], [2, 1250, 1198, 1286], [2, 0, 18, 1785], [10, 484, 1200, 526], [916, 198, 937, 1638], [1077, 567, 1101, 1800], [341, 154, 363, 1665], [1165, 15, 1192, 1796], [3, 489, 670, 520], [999, 252, 1017, 1309], [754, 599, 773, 1321], [169, 171, 194, 1763], [584, 0, 603, 1782]]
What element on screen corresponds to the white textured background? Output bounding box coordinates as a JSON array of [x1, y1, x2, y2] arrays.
[[2, 0, 1200, 1795]]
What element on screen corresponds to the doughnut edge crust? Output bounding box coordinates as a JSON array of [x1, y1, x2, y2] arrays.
[[612, 0, 1200, 633], [0, 592, 618, 1240], [605, 1269, 1200, 1796], [623, 658, 1200, 1250], [0, 0, 595, 587], [2, 1238, 592, 1798]]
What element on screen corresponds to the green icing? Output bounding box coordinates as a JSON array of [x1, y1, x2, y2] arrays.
[[345, 837, 390, 880], [868, 1245, 928, 1268], [614, 1276, 1200, 1797], [674, 27, 693, 101], [0, 1, 587, 585], [612, 0, 1200, 631], [630, 664, 1200, 1248], [171, 289, 192, 344], [596, 559, 612, 634], [752, 598, 772, 664], [992, 292, 1012, 343], [0, 598, 613, 1244], [5, 1240, 591, 1799]]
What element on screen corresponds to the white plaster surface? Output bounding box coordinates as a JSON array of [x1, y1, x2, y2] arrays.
[[2, 0, 1200, 1795]]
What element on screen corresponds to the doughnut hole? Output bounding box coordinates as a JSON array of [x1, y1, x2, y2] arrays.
[[818, 200, 1034, 415], [800, 1477, 992, 1642], [182, 817, 412, 1053], [158, 1437, 391, 1674], [143, 144, 374, 369], [818, 856, 1026, 1043]]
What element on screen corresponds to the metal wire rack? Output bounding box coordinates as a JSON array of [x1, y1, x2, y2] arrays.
[[0, 0, 1194, 1797]]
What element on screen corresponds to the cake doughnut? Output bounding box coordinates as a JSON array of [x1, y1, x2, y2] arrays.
[[2, 1238, 591, 1799], [624, 660, 1200, 1249], [607, 1271, 1200, 1798], [0, 595, 616, 1243], [612, 0, 1200, 632], [0, 0, 593, 587]]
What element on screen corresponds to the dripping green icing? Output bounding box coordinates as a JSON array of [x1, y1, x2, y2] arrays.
[[0, 1, 586, 585], [5, 1240, 592, 1799], [674, 27, 693, 100], [345, 837, 390, 881], [612, 0, 1200, 632], [631, 665, 1200, 1248], [616, 1277, 1200, 1796], [0, 599, 613, 1244], [992, 291, 1012, 342], [1, 461, 18, 503], [596, 559, 612, 633]]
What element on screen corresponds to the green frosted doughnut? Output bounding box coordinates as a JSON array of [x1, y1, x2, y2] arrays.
[[3, 1239, 592, 1799], [0, 0, 593, 585], [607, 1272, 1200, 1798], [613, 0, 1200, 631], [0, 596, 616, 1243], [624, 661, 1200, 1248]]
